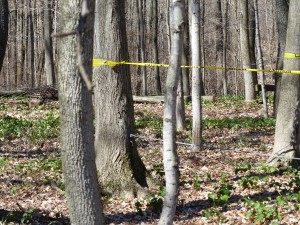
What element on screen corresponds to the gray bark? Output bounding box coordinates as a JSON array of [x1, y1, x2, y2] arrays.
[[222, 0, 228, 96], [268, 0, 300, 166], [254, 0, 268, 118], [57, 0, 104, 224], [44, 0, 55, 87], [189, 0, 202, 151], [239, 0, 256, 101], [93, 0, 148, 198], [158, 1, 184, 224], [274, 0, 289, 117], [0, 0, 8, 72], [151, 0, 161, 95]]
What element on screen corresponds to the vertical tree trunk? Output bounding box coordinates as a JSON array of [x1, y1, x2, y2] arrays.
[[93, 0, 148, 198], [176, 73, 186, 131], [158, 0, 184, 223], [0, 0, 8, 72], [151, 0, 161, 95], [254, 0, 268, 118], [137, 0, 147, 96], [189, 0, 202, 151], [57, 0, 104, 224], [239, 0, 256, 101], [268, 0, 300, 166], [44, 0, 55, 87], [274, 0, 289, 117], [222, 0, 228, 96]]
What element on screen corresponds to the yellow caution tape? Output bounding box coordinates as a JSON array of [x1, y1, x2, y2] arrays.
[[284, 53, 300, 59], [93, 58, 300, 75]]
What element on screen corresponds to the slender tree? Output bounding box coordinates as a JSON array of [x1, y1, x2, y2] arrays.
[[189, 0, 202, 151], [268, 0, 300, 166], [93, 0, 148, 198], [254, 0, 268, 118], [44, 0, 55, 86], [239, 0, 256, 101], [0, 0, 9, 72], [159, 0, 184, 224], [57, 0, 104, 223]]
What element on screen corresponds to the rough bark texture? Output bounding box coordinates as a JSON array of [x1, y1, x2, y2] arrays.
[[274, 0, 289, 117], [158, 1, 184, 223], [268, 0, 300, 166], [93, 0, 147, 198], [189, 0, 203, 151], [239, 0, 256, 102], [57, 0, 104, 224], [0, 0, 8, 71]]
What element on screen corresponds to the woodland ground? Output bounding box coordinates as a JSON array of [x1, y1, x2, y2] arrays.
[[0, 95, 300, 225]]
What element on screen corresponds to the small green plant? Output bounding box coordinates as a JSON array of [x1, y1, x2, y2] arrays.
[[21, 208, 36, 224], [234, 162, 252, 174], [208, 176, 234, 207], [193, 175, 202, 189], [258, 164, 279, 174], [135, 192, 164, 215], [242, 198, 282, 224], [239, 176, 259, 189]]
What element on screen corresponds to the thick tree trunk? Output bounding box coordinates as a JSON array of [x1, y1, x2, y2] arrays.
[[158, 1, 184, 223], [274, 0, 289, 117], [0, 0, 9, 72], [268, 0, 300, 167], [189, 0, 203, 151], [44, 0, 55, 87], [93, 0, 147, 198], [57, 0, 104, 224], [239, 0, 256, 101]]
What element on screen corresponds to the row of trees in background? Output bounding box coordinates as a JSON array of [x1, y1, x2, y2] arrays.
[[0, 0, 279, 98]]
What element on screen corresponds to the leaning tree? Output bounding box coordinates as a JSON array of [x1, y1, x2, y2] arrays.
[[0, 0, 8, 71]]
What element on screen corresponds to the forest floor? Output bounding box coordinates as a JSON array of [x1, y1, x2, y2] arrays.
[[0, 95, 300, 224]]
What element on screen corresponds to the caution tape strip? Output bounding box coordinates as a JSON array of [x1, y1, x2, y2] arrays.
[[93, 55, 300, 75]]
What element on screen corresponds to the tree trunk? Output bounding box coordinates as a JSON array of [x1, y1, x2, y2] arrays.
[[93, 0, 148, 198], [254, 0, 268, 118], [151, 0, 161, 95], [274, 0, 289, 117], [44, 0, 55, 87], [222, 0, 228, 96], [176, 73, 186, 131], [268, 0, 300, 167], [239, 0, 256, 101], [189, 0, 203, 151], [137, 0, 147, 96], [57, 0, 104, 224], [158, 1, 184, 223], [0, 0, 9, 72]]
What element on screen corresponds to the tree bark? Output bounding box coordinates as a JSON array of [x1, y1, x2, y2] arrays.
[[158, 1, 184, 223], [268, 0, 300, 167], [57, 0, 104, 224], [239, 0, 256, 101], [93, 0, 148, 198], [254, 0, 268, 118], [151, 0, 161, 95], [274, 0, 289, 117], [0, 0, 9, 72], [44, 0, 55, 87], [189, 0, 203, 151]]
